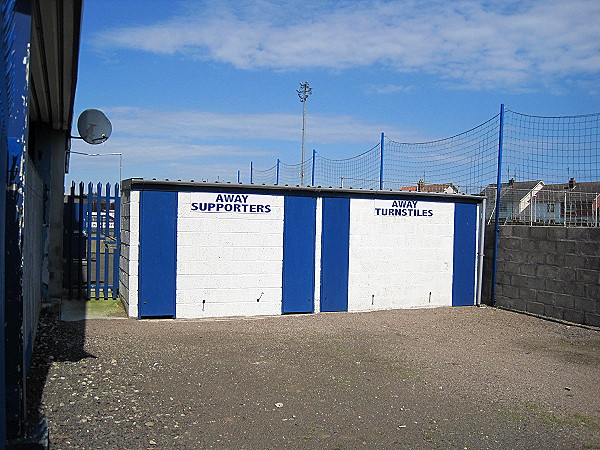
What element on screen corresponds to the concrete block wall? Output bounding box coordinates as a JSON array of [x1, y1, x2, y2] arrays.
[[120, 182, 484, 319], [347, 199, 457, 311], [118, 189, 140, 317], [484, 225, 600, 327], [176, 192, 285, 318]]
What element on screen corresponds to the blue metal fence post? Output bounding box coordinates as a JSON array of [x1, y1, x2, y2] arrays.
[[103, 183, 111, 298], [78, 181, 84, 299], [95, 182, 102, 299], [87, 182, 93, 300], [276, 159, 280, 185], [491, 104, 505, 306], [379, 132, 385, 190], [113, 183, 121, 299], [250, 161, 253, 184], [311, 149, 316, 186]]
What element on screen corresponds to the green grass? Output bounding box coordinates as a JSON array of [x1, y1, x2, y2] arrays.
[[85, 298, 126, 317]]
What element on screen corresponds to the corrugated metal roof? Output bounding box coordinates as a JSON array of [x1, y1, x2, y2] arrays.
[[28, 0, 83, 131]]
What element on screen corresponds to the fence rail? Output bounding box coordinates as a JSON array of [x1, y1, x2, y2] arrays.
[[248, 106, 600, 227]]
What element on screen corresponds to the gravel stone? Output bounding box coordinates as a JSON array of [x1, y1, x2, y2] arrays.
[[27, 306, 600, 449]]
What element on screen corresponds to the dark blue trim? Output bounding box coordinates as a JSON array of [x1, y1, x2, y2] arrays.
[[452, 203, 478, 306], [139, 191, 178, 318], [282, 196, 316, 314], [320, 198, 350, 312]]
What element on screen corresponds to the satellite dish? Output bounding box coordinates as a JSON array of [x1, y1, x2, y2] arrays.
[[77, 109, 112, 144]]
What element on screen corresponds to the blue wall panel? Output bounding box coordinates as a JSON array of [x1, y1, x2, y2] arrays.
[[139, 191, 178, 317], [452, 203, 478, 306], [282, 196, 316, 314], [320, 197, 350, 312]]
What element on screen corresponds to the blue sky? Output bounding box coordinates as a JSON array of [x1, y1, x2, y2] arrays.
[[66, 0, 600, 186]]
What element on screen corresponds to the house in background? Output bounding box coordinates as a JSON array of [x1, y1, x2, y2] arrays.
[[400, 179, 460, 194], [534, 178, 600, 225], [481, 179, 544, 224]]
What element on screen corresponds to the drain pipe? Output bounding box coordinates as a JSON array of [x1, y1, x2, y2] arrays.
[[476, 198, 486, 306]]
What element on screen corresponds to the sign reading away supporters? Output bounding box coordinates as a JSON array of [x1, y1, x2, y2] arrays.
[[189, 192, 273, 214]]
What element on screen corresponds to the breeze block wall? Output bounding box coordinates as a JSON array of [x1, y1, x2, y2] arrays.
[[487, 225, 600, 327], [120, 180, 485, 319]]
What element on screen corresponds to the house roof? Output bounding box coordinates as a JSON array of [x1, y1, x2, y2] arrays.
[[400, 183, 457, 193], [480, 180, 543, 198], [536, 181, 600, 203]]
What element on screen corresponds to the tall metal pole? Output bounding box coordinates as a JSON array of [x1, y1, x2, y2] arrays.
[[379, 132, 385, 190], [297, 82, 312, 185], [491, 104, 505, 307]]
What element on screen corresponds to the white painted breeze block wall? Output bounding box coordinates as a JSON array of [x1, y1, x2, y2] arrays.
[[347, 199, 455, 311], [176, 192, 284, 318], [122, 185, 482, 319]]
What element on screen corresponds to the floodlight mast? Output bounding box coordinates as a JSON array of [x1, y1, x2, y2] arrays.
[[297, 81, 312, 185]]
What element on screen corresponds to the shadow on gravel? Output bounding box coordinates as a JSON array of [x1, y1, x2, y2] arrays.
[[25, 309, 96, 436]]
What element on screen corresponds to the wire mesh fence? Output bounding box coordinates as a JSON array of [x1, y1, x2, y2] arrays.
[[248, 106, 600, 226], [315, 144, 381, 189], [385, 114, 500, 195], [503, 109, 600, 185]]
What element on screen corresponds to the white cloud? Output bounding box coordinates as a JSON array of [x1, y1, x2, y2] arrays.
[[97, 0, 600, 90], [368, 84, 415, 94], [103, 106, 409, 144], [67, 106, 417, 183]]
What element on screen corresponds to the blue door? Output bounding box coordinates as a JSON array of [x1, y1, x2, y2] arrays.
[[320, 197, 350, 312], [452, 202, 478, 306], [282, 196, 316, 313], [139, 191, 177, 317]]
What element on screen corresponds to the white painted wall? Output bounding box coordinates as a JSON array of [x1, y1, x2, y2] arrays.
[[176, 192, 284, 318], [121, 187, 482, 319], [347, 198, 455, 311]]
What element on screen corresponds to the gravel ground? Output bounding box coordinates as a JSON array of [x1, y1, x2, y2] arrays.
[[27, 306, 600, 449]]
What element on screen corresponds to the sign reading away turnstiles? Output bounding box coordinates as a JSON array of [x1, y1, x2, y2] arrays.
[[373, 199, 435, 217]]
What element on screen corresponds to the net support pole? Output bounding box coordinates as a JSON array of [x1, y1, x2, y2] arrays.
[[311, 149, 316, 186], [491, 104, 505, 306], [237, 170, 240, 183], [276, 159, 280, 185], [379, 132, 385, 190], [250, 161, 253, 184]]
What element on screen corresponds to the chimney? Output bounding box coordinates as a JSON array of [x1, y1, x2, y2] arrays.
[[508, 178, 515, 186], [417, 179, 424, 192], [569, 177, 576, 189]]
